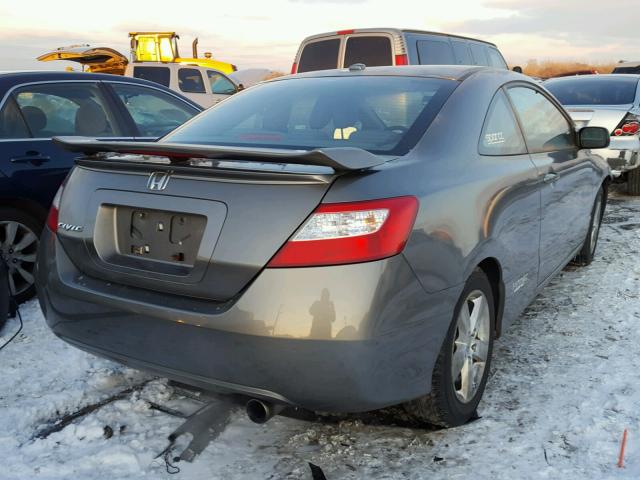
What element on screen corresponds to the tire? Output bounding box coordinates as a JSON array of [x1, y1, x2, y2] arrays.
[[0, 207, 42, 304], [574, 187, 604, 266], [628, 167, 640, 196], [404, 269, 495, 427]]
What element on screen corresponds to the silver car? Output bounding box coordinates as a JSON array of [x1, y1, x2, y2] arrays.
[[37, 66, 610, 427], [545, 74, 640, 194]]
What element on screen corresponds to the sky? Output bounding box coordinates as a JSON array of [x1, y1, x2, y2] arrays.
[[0, 0, 636, 72]]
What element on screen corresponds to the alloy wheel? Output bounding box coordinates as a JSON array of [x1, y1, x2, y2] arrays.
[[0, 221, 39, 297], [451, 290, 491, 403]]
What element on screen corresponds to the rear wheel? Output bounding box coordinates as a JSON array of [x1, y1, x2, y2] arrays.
[[0, 208, 42, 304], [574, 187, 604, 266], [628, 167, 640, 196], [404, 270, 495, 427]]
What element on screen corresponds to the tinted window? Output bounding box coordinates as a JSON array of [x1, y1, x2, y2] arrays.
[[508, 86, 575, 153], [486, 48, 507, 69], [479, 90, 526, 155], [545, 77, 639, 105], [13, 83, 120, 137], [612, 66, 640, 74], [344, 36, 392, 68], [207, 71, 237, 95], [417, 39, 455, 65], [0, 97, 30, 139], [451, 41, 472, 65], [470, 43, 489, 66], [165, 76, 457, 156], [111, 83, 199, 137], [298, 39, 341, 73], [178, 68, 206, 94], [133, 66, 170, 87]]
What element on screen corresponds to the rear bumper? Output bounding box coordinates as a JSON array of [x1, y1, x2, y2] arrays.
[[596, 138, 640, 173], [37, 229, 459, 412]]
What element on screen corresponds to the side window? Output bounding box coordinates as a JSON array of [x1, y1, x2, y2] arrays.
[[111, 83, 199, 137], [479, 90, 527, 155], [416, 39, 455, 65], [206, 71, 237, 95], [0, 96, 30, 139], [486, 48, 507, 69], [12, 82, 120, 138], [469, 43, 489, 66], [344, 36, 393, 67], [132, 66, 171, 87], [178, 68, 206, 94], [297, 39, 341, 73], [507, 86, 576, 153], [451, 40, 472, 65]]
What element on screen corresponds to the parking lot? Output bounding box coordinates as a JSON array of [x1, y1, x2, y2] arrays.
[[1, 186, 638, 479]]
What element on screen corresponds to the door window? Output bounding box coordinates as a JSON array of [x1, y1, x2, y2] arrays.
[[178, 68, 206, 94], [416, 39, 455, 65], [132, 66, 171, 87], [344, 36, 393, 68], [479, 90, 526, 155], [0, 97, 30, 139], [507, 86, 576, 153], [451, 40, 472, 65], [297, 39, 341, 73], [206, 71, 237, 95], [12, 82, 120, 137], [111, 83, 199, 137]]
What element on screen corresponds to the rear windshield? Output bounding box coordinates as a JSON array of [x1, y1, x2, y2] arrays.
[[612, 66, 640, 74], [546, 77, 639, 105], [344, 36, 393, 68], [164, 76, 457, 155], [133, 66, 170, 87], [297, 39, 340, 73]]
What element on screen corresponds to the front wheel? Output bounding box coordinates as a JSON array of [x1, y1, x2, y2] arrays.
[[574, 187, 604, 266], [404, 270, 495, 427]]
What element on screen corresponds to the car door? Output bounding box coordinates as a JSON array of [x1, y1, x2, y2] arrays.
[[205, 71, 238, 105], [0, 81, 130, 211], [506, 84, 596, 284], [105, 82, 201, 139]]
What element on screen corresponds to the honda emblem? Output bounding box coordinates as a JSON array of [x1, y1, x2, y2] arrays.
[[147, 172, 170, 191]]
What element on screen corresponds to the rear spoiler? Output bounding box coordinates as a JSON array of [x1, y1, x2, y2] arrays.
[[53, 137, 388, 172]]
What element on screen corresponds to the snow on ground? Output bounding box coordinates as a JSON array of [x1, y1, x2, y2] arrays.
[[1, 189, 639, 480]]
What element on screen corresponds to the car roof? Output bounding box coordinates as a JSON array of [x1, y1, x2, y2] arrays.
[[299, 28, 498, 48], [615, 61, 640, 68], [277, 65, 496, 82]]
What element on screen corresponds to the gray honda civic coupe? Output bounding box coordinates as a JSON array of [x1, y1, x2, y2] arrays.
[[36, 65, 611, 427]]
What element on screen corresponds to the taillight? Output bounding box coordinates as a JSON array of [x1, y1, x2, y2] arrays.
[[612, 113, 639, 136], [290, 62, 297, 74], [394, 54, 408, 66], [336, 29, 355, 35], [46, 184, 65, 233], [268, 196, 418, 268]]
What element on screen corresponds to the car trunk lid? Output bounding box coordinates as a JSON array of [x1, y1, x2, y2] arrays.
[[566, 104, 633, 132], [37, 45, 129, 75], [53, 137, 388, 301]]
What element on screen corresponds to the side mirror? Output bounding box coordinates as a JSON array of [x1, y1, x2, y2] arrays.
[[512, 66, 523, 74], [578, 126, 610, 149], [237, 83, 245, 92]]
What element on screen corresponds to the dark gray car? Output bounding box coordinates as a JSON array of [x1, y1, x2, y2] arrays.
[[36, 66, 610, 427]]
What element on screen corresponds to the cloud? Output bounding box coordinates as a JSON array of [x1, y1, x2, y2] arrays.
[[289, 0, 367, 3]]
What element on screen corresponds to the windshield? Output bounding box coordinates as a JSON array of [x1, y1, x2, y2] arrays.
[[546, 77, 639, 105], [163, 76, 457, 155]]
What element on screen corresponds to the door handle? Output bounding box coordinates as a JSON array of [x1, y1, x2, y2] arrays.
[[543, 172, 559, 184], [10, 153, 51, 165]]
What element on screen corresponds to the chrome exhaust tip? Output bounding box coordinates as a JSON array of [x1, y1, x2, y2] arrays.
[[246, 399, 283, 424]]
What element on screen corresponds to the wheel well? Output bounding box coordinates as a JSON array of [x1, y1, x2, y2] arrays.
[[476, 258, 504, 338], [0, 198, 48, 225]]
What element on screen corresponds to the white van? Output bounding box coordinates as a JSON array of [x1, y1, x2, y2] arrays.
[[291, 28, 511, 74]]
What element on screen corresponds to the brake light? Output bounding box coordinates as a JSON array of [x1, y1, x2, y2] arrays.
[[612, 113, 639, 136], [46, 184, 65, 234], [395, 54, 408, 66], [290, 62, 297, 74], [268, 196, 418, 267], [337, 29, 355, 35]]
